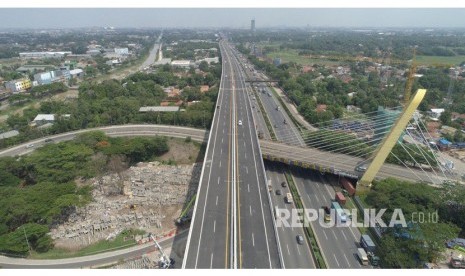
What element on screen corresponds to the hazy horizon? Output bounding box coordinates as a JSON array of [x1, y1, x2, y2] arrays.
[[0, 8, 465, 29]]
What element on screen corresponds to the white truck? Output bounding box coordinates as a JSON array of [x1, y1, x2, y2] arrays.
[[357, 248, 369, 266]]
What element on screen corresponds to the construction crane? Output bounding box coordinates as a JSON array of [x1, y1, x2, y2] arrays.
[[403, 47, 417, 104], [149, 233, 174, 268]]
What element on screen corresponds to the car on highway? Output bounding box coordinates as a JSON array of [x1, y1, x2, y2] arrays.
[[296, 235, 304, 245], [281, 181, 287, 188], [323, 206, 331, 222], [355, 164, 367, 172], [238, 120, 243, 126], [44, 138, 53, 143], [25, 144, 34, 149], [275, 189, 282, 196]]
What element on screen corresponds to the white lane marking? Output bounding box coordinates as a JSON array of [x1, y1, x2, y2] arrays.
[[218, 177, 220, 185], [324, 183, 333, 197], [221, 138, 223, 143], [219, 160, 222, 168], [210, 253, 214, 268], [286, 244, 290, 255], [223, 129, 224, 134], [246, 167, 249, 174], [248, 184, 250, 193], [341, 230, 348, 241], [323, 230, 329, 240], [334, 254, 340, 267], [245, 152, 247, 159], [250, 205, 252, 216], [252, 233, 255, 247], [243, 141, 246, 147], [344, 253, 350, 267], [297, 245, 301, 256], [332, 230, 338, 240], [307, 194, 311, 201], [213, 220, 216, 233], [221, 148, 223, 155], [216, 196, 218, 206]]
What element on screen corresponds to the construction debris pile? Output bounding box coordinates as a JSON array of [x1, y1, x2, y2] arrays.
[[50, 161, 201, 250]]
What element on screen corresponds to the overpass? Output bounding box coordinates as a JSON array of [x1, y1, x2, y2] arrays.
[[260, 140, 447, 185], [1, 124, 444, 185]]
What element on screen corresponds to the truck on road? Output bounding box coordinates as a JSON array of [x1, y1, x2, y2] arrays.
[[357, 248, 369, 266], [331, 201, 347, 223], [335, 191, 346, 205], [360, 234, 376, 253]]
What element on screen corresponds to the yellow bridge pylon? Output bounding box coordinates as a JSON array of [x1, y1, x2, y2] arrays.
[[357, 89, 427, 192]]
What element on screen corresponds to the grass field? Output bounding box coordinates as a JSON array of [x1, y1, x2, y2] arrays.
[[30, 229, 145, 260], [266, 49, 340, 66], [416, 55, 465, 66]]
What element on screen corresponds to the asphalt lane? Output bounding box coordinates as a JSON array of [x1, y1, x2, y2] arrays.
[[292, 168, 365, 269], [228, 43, 281, 269], [183, 40, 233, 268], [265, 163, 316, 268], [252, 72, 365, 269], [0, 230, 188, 269]]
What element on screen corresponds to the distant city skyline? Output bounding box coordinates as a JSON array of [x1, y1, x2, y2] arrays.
[[1, 8, 465, 29]]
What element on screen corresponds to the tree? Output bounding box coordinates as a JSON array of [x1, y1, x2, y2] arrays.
[[439, 110, 452, 126], [199, 61, 209, 72]]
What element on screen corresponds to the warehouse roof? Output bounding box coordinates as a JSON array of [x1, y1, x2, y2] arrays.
[[139, 106, 180, 112]]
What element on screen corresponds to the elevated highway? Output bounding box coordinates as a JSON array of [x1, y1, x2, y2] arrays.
[[260, 140, 447, 185]]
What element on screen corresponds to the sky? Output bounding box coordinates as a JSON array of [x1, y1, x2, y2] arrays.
[[1, 8, 465, 29]]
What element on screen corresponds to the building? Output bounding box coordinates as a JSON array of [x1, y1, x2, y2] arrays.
[[5, 78, 32, 92], [34, 70, 70, 85], [69, 69, 84, 78], [0, 130, 19, 140], [114, 48, 129, 55], [86, 49, 102, 56], [139, 106, 180, 112], [32, 114, 70, 126], [171, 60, 192, 68], [197, 57, 219, 64], [251, 19, 256, 32], [16, 65, 55, 73], [19, 51, 72, 59], [428, 108, 445, 119]]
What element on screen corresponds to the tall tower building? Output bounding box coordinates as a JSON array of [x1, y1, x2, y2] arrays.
[[251, 19, 256, 32]]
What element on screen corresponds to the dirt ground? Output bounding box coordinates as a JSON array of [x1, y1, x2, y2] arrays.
[[158, 138, 203, 164]]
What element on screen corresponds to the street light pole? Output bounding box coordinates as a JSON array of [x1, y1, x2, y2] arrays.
[[23, 226, 32, 255]]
